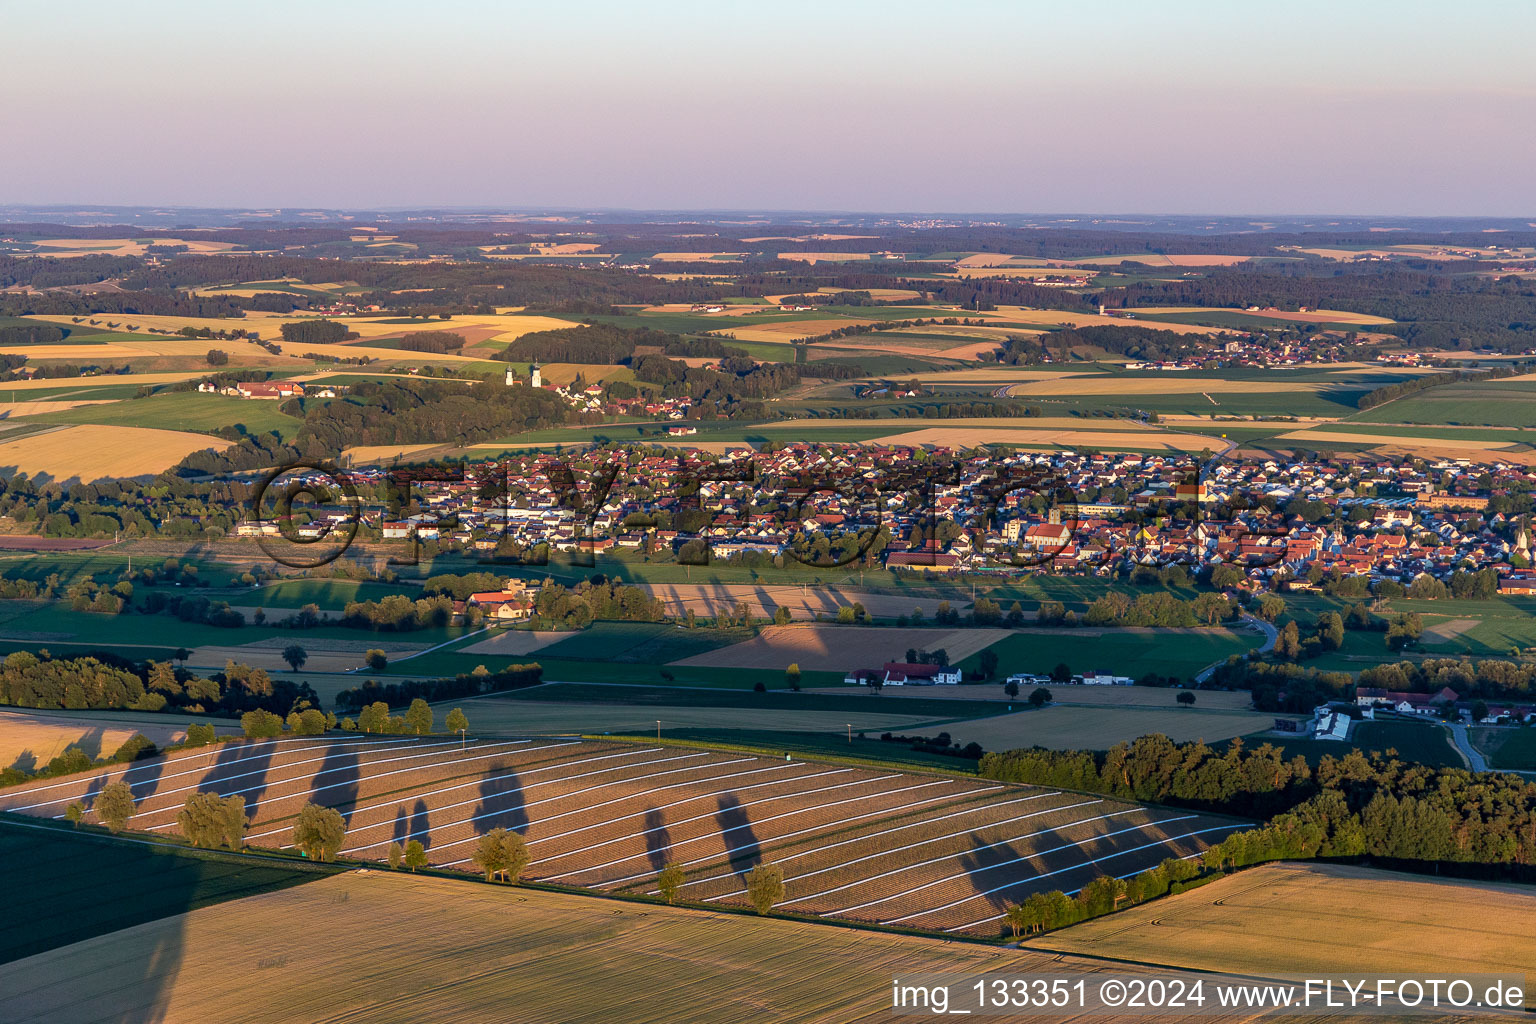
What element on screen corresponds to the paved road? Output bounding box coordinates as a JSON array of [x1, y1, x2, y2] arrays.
[[1449, 723, 1488, 773], [1194, 614, 1276, 685]]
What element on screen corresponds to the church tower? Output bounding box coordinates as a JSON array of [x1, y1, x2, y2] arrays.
[[530, 362, 543, 388], [505, 365, 516, 386]]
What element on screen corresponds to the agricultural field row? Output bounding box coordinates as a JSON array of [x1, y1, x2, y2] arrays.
[[0, 735, 1244, 936]]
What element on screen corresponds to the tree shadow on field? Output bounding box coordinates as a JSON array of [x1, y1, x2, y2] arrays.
[[317, 742, 361, 824], [957, 832, 1037, 916], [715, 794, 760, 877], [198, 739, 273, 817], [391, 805, 410, 846], [407, 798, 433, 850], [644, 808, 672, 871], [69, 726, 108, 762], [128, 754, 168, 804], [471, 761, 527, 837]]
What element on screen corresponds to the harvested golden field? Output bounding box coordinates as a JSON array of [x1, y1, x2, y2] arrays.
[[0, 372, 213, 394], [725, 318, 879, 342], [954, 253, 1047, 268], [31, 311, 550, 353], [891, 323, 1048, 339], [528, 362, 633, 387], [0, 710, 193, 767], [820, 287, 923, 302], [0, 871, 1208, 1024], [936, 340, 1012, 360], [1275, 428, 1536, 463], [1034, 861, 1536, 993], [533, 242, 603, 255], [341, 443, 450, 463], [25, 237, 241, 257], [636, 582, 949, 621], [942, 704, 1277, 751], [670, 623, 1007, 672], [12, 328, 305, 367], [0, 400, 114, 417], [0, 424, 227, 481], [286, 341, 479, 364], [775, 252, 873, 263], [803, 337, 986, 361], [482, 315, 584, 344], [988, 306, 1231, 335], [0, 339, 267, 360], [866, 426, 1217, 452]]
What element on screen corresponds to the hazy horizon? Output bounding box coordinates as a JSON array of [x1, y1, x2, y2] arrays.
[[6, 0, 1535, 215]]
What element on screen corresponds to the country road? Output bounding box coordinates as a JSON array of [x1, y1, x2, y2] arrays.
[[1195, 614, 1276, 684], [1449, 722, 1489, 773]]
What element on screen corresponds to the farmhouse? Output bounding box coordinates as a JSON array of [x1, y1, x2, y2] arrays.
[[880, 662, 961, 686], [1079, 671, 1135, 686], [235, 381, 304, 400], [1354, 686, 1460, 715]]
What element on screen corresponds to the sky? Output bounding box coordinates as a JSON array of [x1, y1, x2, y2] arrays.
[[4, 0, 1535, 215]]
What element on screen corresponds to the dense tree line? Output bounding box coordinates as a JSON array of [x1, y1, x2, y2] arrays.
[[111, 253, 744, 313], [1083, 590, 1237, 628], [1000, 324, 1210, 364], [0, 651, 157, 711], [1207, 658, 1356, 712], [0, 254, 141, 289], [0, 649, 317, 717], [338, 593, 454, 631], [334, 662, 542, 712], [497, 324, 745, 365], [421, 571, 510, 600], [1100, 267, 1536, 352], [0, 321, 65, 344], [530, 579, 665, 628], [981, 733, 1536, 876], [0, 288, 244, 320], [279, 320, 351, 345], [1356, 364, 1529, 410], [1358, 657, 1536, 701], [296, 377, 576, 449]]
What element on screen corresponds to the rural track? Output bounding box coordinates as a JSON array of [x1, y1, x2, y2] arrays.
[[1449, 723, 1488, 773], [1194, 614, 1275, 685]]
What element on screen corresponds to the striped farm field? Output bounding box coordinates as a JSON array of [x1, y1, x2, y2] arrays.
[[0, 735, 1248, 937]]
